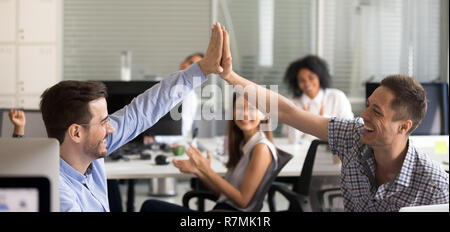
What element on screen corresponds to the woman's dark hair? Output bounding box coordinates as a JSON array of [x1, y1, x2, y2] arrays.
[[226, 93, 273, 169], [283, 55, 331, 97]]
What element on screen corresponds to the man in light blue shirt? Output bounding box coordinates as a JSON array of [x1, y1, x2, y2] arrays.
[[39, 22, 226, 212]]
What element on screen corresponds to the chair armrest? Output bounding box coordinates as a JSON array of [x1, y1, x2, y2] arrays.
[[317, 187, 341, 212], [268, 182, 307, 212], [182, 190, 219, 210]]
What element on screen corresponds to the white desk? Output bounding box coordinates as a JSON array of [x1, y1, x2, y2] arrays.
[[105, 137, 341, 179]]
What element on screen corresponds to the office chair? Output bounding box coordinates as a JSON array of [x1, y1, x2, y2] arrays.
[[267, 140, 335, 212], [317, 187, 344, 212], [182, 148, 293, 212]]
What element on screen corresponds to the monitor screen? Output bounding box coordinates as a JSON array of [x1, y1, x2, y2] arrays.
[[0, 177, 50, 212], [365, 82, 449, 135], [102, 81, 183, 143]]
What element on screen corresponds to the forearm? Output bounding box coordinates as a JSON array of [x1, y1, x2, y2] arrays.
[[223, 71, 329, 141], [194, 171, 221, 196], [107, 63, 206, 153], [201, 167, 247, 208]]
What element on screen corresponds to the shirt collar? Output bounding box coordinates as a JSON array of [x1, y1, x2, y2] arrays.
[[242, 131, 266, 156], [60, 158, 93, 183], [359, 139, 415, 191], [391, 139, 415, 188]]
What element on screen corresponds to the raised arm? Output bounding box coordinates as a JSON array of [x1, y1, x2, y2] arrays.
[[8, 109, 26, 137], [219, 26, 329, 141]]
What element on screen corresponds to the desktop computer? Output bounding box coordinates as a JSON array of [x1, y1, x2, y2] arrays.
[[0, 138, 59, 212], [101, 80, 184, 198]]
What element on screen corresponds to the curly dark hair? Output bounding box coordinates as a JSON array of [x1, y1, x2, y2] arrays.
[[283, 55, 331, 98]]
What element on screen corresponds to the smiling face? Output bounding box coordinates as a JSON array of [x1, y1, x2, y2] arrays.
[[360, 86, 407, 147], [297, 68, 321, 99], [82, 98, 115, 159], [233, 96, 264, 133]]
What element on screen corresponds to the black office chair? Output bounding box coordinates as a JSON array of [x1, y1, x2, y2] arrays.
[[182, 148, 293, 212], [317, 187, 344, 212], [267, 140, 333, 212]]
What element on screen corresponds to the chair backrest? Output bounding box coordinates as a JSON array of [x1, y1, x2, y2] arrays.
[[253, 148, 293, 211], [292, 140, 328, 196]]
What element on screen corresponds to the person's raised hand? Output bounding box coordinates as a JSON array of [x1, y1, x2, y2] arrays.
[[219, 26, 233, 81], [197, 22, 224, 76], [9, 109, 26, 136], [9, 109, 26, 128]]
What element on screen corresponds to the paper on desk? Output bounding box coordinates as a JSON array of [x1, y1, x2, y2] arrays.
[[435, 141, 448, 155]]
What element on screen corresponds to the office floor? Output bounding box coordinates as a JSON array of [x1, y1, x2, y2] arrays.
[[117, 179, 291, 212]]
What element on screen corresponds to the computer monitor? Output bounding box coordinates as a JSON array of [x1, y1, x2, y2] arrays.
[[101, 81, 183, 143], [0, 177, 50, 212], [0, 138, 59, 212], [0, 109, 47, 138], [365, 82, 449, 135]]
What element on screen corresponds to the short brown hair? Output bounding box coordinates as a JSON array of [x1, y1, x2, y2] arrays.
[[40, 80, 108, 144], [381, 75, 427, 134]]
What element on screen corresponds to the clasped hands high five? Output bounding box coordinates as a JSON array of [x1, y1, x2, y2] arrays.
[[197, 22, 233, 81], [173, 22, 233, 176]]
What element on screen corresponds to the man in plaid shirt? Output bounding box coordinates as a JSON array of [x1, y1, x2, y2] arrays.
[[328, 76, 448, 211], [217, 28, 448, 211]]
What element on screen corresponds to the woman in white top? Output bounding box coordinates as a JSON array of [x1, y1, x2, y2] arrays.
[[140, 93, 278, 212], [282, 55, 354, 142]]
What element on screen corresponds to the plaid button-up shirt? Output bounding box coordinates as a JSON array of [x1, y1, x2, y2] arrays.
[[328, 117, 449, 212]]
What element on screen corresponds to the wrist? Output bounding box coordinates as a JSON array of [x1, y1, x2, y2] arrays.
[[197, 60, 210, 76], [200, 165, 213, 177], [13, 127, 24, 136]]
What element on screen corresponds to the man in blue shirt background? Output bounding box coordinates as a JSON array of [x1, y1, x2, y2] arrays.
[[39, 22, 226, 212]]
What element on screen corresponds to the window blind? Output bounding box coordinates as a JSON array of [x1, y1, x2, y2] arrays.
[[64, 0, 211, 81]]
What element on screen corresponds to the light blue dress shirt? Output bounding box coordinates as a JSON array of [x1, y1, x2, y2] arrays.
[[59, 63, 207, 212]]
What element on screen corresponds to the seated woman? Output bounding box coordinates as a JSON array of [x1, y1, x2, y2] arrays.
[[282, 55, 354, 142], [141, 93, 278, 212]]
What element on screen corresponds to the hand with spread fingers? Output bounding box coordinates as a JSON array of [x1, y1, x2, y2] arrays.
[[184, 146, 212, 175], [197, 22, 224, 76], [172, 158, 198, 175]]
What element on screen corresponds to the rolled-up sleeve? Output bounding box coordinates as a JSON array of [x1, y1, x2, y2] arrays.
[[328, 117, 364, 164]]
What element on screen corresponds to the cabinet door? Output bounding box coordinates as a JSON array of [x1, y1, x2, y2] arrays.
[[18, 0, 57, 42], [0, 96, 15, 108], [18, 95, 40, 109], [0, 45, 16, 95], [0, 0, 16, 42], [18, 45, 57, 95]]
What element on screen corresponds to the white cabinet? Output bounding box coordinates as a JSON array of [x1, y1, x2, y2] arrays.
[[0, 0, 61, 109], [0, 96, 15, 108], [18, 46, 57, 95], [18, 0, 57, 43], [0, 0, 16, 42], [0, 46, 16, 95]]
